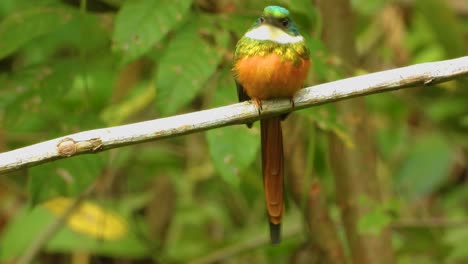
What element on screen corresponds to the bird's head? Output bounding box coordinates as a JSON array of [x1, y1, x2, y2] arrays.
[[245, 6, 303, 44]]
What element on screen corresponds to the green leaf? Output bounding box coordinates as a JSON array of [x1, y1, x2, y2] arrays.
[[219, 14, 254, 37], [426, 97, 467, 123], [351, 0, 387, 15], [357, 195, 396, 235], [155, 16, 228, 115], [0, 6, 74, 60], [0, 0, 56, 18], [358, 207, 392, 235], [416, 0, 466, 58], [206, 126, 260, 187], [298, 104, 354, 148], [306, 37, 329, 81], [17, 11, 110, 66], [1, 54, 114, 130], [444, 228, 468, 262], [204, 68, 260, 186], [28, 155, 107, 206], [395, 133, 453, 200], [112, 0, 192, 64], [405, 13, 445, 63], [209, 67, 236, 107], [100, 81, 155, 126]]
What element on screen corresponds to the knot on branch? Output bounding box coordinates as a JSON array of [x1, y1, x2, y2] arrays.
[[57, 138, 77, 157]]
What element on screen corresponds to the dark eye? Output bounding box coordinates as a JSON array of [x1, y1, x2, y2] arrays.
[[282, 19, 290, 27], [259, 17, 265, 23]]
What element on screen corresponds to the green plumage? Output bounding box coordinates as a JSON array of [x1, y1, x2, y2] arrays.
[[263, 6, 290, 19], [234, 37, 309, 65]]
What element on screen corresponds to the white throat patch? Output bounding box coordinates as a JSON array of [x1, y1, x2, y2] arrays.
[[244, 24, 303, 44]]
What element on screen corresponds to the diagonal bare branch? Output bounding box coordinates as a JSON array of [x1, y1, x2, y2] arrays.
[[1, 56, 467, 174]]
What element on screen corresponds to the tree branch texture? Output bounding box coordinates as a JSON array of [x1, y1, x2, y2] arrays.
[[1, 56, 467, 174]]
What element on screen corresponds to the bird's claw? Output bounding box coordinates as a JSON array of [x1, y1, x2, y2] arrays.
[[253, 98, 262, 115], [289, 97, 295, 109]]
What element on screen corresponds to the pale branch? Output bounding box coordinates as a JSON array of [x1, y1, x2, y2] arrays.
[[1, 56, 467, 174]]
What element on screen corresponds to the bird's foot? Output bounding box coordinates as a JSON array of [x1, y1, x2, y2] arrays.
[[252, 98, 262, 115], [289, 97, 295, 109], [280, 97, 295, 121]]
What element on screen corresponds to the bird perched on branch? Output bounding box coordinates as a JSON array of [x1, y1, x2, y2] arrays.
[[232, 6, 310, 244]]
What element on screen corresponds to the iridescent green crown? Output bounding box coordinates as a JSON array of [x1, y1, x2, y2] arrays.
[[263, 6, 290, 19]]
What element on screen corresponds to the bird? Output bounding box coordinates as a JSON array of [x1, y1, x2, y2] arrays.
[[232, 6, 310, 244]]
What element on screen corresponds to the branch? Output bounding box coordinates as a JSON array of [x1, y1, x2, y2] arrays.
[[1, 56, 467, 174]]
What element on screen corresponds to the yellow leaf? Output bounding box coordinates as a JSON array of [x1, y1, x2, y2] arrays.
[[42, 197, 127, 240]]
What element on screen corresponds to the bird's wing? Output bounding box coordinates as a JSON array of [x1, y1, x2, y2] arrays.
[[236, 80, 250, 103], [236, 81, 254, 128]]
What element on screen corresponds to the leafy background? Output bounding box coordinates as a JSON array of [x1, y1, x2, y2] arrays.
[[0, 0, 467, 263]]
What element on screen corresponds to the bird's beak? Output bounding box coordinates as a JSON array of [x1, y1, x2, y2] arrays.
[[264, 17, 283, 28]]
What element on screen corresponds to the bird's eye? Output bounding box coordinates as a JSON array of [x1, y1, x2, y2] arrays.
[[259, 17, 265, 23], [282, 19, 290, 27]]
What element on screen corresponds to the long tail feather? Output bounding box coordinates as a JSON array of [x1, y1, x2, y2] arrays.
[[260, 117, 284, 244]]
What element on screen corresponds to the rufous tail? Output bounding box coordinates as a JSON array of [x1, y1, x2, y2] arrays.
[[260, 117, 284, 244]]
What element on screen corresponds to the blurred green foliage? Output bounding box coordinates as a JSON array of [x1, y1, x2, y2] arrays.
[[0, 0, 467, 263]]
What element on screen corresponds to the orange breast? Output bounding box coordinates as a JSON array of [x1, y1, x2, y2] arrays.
[[234, 54, 310, 100]]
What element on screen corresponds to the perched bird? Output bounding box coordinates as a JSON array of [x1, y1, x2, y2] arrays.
[[232, 6, 310, 244]]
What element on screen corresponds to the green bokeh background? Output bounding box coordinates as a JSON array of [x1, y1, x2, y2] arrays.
[[0, 0, 467, 263]]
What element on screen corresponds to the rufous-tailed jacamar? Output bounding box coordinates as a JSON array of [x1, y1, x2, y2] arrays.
[[232, 6, 310, 244]]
